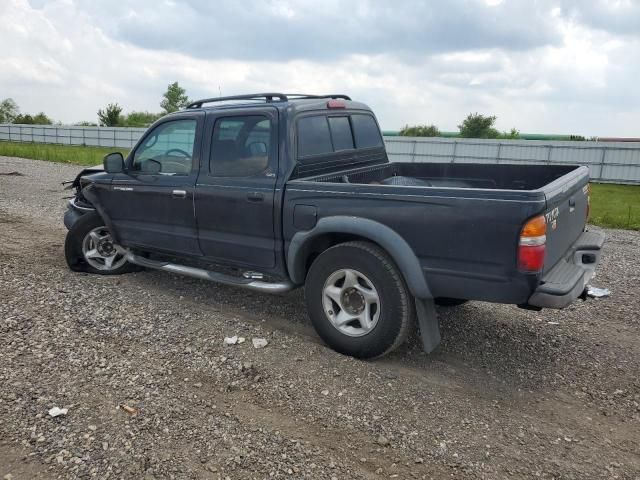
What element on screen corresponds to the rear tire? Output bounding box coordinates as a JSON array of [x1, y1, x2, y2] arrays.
[[65, 213, 136, 275], [305, 241, 414, 359]]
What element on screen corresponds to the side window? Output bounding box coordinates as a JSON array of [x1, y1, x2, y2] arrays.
[[351, 114, 383, 149], [132, 119, 196, 175], [328, 116, 354, 151], [297, 116, 332, 157], [210, 116, 270, 177]]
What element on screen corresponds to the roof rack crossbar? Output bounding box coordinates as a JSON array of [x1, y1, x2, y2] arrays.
[[187, 93, 352, 109], [187, 93, 289, 109], [285, 94, 352, 100]]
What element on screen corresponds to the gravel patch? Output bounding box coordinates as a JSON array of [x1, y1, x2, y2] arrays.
[[1, 156, 639, 479]]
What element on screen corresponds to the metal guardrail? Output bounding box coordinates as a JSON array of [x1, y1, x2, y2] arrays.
[[1, 124, 639, 184]]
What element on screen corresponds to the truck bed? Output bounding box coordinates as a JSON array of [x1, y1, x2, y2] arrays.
[[305, 162, 579, 191], [286, 162, 590, 305]]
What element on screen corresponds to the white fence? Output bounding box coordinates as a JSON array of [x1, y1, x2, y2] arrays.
[[0, 124, 147, 148], [385, 137, 640, 184], [1, 124, 640, 184]]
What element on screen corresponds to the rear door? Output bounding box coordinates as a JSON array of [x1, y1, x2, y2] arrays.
[[195, 108, 278, 269], [105, 113, 204, 255]]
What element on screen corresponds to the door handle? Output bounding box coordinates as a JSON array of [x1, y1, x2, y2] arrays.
[[172, 189, 187, 199], [247, 192, 264, 202]]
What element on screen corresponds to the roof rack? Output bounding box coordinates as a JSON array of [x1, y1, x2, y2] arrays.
[[186, 93, 351, 109], [284, 94, 352, 101]]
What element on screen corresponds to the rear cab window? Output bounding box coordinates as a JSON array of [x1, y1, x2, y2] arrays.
[[210, 115, 271, 177], [296, 112, 382, 159]]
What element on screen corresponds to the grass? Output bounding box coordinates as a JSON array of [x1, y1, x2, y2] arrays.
[[589, 183, 640, 230], [0, 141, 128, 166], [1, 141, 638, 230]]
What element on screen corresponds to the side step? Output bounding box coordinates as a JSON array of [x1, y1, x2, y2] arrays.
[[125, 253, 295, 294]]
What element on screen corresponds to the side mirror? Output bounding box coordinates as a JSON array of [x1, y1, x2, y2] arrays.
[[103, 152, 125, 173]]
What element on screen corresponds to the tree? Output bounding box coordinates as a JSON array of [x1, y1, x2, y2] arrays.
[[13, 112, 53, 125], [0, 98, 19, 123], [458, 113, 500, 139], [97, 103, 123, 127], [120, 111, 162, 127], [498, 128, 520, 139], [160, 81, 190, 113], [399, 124, 440, 137]]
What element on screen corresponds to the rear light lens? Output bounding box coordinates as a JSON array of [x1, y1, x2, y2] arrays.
[[518, 215, 546, 272], [327, 99, 346, 109]]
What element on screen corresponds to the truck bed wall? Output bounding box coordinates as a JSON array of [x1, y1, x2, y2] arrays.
[[310, 162, 578, 191]]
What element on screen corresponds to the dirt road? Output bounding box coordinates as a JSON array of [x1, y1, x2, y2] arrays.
[[1, 156, 639, 479]]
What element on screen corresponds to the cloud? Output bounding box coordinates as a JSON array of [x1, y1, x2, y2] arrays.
[[70, 0, 563, 61], [559, 0, 640, 37], [2, 0, 640, 137]]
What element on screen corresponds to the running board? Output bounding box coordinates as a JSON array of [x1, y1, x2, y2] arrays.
[[125, 253, 295, 294]]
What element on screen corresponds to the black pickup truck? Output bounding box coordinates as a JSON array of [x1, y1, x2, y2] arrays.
[[63, 93, 604, 358]]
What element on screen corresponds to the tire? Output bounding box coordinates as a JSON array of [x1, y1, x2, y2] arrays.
[[434, 298, 469, 307], [64, 213, 136, 275], [305, 241, 414, 359]]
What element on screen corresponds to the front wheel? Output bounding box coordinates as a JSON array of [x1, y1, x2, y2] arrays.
[[65, 213, 135, 275], [305, 241, 414, 359]]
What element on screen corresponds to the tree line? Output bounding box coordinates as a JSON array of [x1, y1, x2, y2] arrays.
[[0, 81, 190, 128], [400, 113, 520, 139], [400, 113, 587, 140]]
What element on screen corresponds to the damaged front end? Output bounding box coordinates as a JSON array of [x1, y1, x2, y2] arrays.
[[62, 166, 102, 230]]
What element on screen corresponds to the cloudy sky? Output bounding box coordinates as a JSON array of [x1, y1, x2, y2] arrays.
[[1, 0, 639, 136]]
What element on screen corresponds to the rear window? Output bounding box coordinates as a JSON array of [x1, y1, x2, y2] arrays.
[[351, 114, 383, 149], [210, 115, 271, 177], [328, 116, 354, 151], [297, 113, 381, 158], [297, 116, 333, 157]]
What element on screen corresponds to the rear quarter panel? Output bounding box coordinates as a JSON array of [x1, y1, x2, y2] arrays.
[[284, 182, 547, 304]]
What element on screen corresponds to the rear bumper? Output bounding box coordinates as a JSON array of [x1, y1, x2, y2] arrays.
[[528, 230, 605, 309]]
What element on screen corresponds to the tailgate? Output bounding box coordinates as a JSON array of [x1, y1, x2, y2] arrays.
[[542, 167, 590, 273]]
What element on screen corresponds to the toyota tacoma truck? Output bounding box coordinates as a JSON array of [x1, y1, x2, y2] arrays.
[[63, 93, 605, 359]]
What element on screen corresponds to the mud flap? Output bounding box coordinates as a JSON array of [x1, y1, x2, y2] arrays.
[[415, 298, 441, 353]]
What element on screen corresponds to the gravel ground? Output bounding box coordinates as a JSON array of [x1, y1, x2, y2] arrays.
[[1, 156, 639, 480]]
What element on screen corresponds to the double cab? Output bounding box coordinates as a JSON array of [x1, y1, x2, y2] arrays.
[[63, 93, 605, 358]]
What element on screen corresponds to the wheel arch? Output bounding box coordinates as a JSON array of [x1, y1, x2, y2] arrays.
[[287, 216, 432, 299]]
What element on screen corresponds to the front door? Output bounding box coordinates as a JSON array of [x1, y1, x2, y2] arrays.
[[105, 113, 204, 255], [195, 108, 278, 269]]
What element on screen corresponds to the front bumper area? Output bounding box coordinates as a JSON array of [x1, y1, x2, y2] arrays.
[[63, 197, 95, 230], [528, 230, 605, 309]]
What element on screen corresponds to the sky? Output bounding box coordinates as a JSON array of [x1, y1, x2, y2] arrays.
[[1, 0, 639, 136]]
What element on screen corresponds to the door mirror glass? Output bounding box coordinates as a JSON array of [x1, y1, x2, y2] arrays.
[[103, 152, 125, 173]]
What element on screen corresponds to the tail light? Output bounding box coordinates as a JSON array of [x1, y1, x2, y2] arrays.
[[518, 215, 546, 272]]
